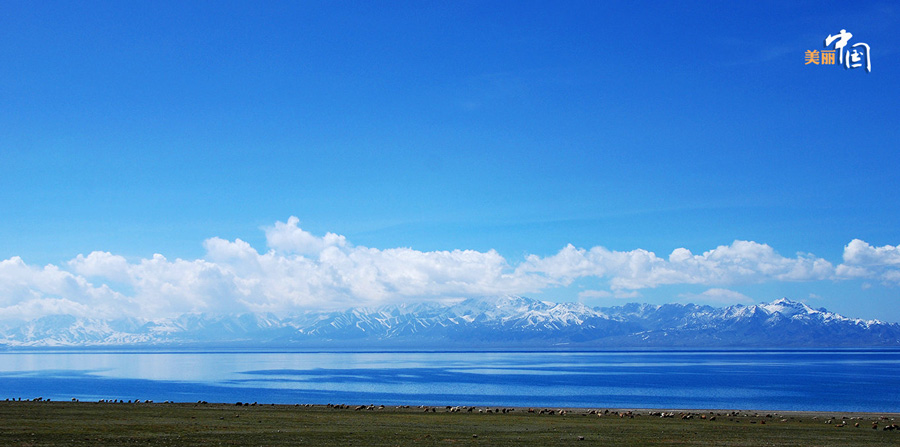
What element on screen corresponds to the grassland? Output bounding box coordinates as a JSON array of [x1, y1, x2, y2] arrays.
[[0, 401, 897, 446]]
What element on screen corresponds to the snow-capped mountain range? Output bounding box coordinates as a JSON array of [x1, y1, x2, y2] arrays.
[[1, 297, 897, 348]]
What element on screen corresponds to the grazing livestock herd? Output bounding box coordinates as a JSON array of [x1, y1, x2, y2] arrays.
[[3, 397, 899, 431]]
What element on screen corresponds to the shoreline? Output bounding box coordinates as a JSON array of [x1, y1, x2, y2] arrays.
[[4, 399, 899, 418]]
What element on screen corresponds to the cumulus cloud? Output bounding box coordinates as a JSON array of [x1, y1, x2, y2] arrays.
[[836, 239, 900, 283], [265, 216, 347, 256], [842, 239, 900, 266], [0, 216, 895, 319], [517, 240, 834, 291], [68, 251, 131, 282], [0, 256, 129, 319], [203, 222, 544, 311]]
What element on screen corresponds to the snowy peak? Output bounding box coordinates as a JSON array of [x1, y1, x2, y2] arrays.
[[759, 298, 819, 318], [751, 298, 881, 326], [0, 296, 897, 348], [450, 295, 548, 319]]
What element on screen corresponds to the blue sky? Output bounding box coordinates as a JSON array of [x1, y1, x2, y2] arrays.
[[1, 1, 899, 321]]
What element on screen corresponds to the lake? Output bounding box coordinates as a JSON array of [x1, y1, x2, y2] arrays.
[[0, 349, 897, 412]]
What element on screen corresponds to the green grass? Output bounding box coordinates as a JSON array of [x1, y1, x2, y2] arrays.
[[0, 402, 897, 446]]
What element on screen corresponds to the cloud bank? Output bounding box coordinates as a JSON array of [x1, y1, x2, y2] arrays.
[[1, 217, 897, 319]]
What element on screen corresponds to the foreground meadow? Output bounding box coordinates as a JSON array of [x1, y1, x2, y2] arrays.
[[0, 401, 897, 446]]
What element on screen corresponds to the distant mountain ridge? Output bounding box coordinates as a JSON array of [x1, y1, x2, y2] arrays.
[[1, 297, 897, 348]]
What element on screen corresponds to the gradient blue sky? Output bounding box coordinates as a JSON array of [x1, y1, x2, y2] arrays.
[[1, 1, 899, 321]]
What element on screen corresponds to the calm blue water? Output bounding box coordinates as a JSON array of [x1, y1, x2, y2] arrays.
[[0, 350, 897, 412]]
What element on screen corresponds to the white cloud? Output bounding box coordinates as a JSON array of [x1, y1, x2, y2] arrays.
[[68, 251, 131, 282], [203, 220, 545, 311], [265, 216, 346, 256], [836, 239, 900, 283], [842, 239, 900, 266], [0, 256, 129, 320], [517, 240, 834, 291], [0, 217, 894, 319], [127, 254, 248, 316]]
